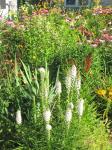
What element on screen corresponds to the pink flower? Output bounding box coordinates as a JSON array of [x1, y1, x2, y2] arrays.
[[39, 9, 49, 15], [43, 9, 49, 13], [91, 44, 98, 48], [6, 20, 13, 25], [0, 16, 3, 21], [6, 20, 15, 27]]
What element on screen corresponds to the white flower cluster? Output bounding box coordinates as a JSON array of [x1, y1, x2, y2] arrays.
[[65, 98, 84, 127], [15, 65, 84, 131], [65, 102, 74, 127], [78, 98, 84, 118], [43, 109, 51, 123], [46, 124, 52, 131], [65, 64, 81, 97], [38, 67, 45, 80], [75, 73, 81, 97], [55, 80, 62, 96], [38, 67, 49, 100], [43, 109, 52, 132], [65, 75, 72, 94], [16, 109, 22, 125], [71, 65, 77, 81]]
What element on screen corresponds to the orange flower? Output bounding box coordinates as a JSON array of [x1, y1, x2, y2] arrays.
[[96, 89, 106, 97]]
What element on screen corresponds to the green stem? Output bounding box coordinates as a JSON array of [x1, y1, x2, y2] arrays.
[[33, 96, 36, 123], [103, 101, 111, 121], [47, 131, 51, 150]]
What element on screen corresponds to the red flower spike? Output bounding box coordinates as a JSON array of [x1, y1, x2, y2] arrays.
[[84, 53, 92, 72]]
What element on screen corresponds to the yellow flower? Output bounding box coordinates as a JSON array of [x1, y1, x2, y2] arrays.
[[109, 91, 112, 97], [108, 87, 112, 92], [96, 89, 106, 97], [107, 87, 112, 99]]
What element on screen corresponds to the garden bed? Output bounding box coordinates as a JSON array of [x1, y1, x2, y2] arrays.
[[0, 5, 112, 150]]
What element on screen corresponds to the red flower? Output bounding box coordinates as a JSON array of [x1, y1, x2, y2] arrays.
[[84, 53, 92, 72], [102, 33, 112, 42]]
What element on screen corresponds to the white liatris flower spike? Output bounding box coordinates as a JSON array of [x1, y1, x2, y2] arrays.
[[44, 87, 48, 99], [16, 109, 22, 125], [67, 102, 74, 110], [46, 124, 52, 131], [38, 67, 45, 79], [65, 74, 71, 93], [43, 109, 51, 123], [75, 73, 81, 96], [55, 80, 62, 96], [65, 108, 72, 124], [78, 98, 84, 118], [70, 64, 77, 81]]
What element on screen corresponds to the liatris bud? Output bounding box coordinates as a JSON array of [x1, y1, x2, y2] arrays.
[[38, 67, 45, 79], [43, 109, 51, 123], [78, 98, 84, 118], [46, 124, 52, 131], [55, 80, 62, 96], [67, 102, 74, 110], [65, 108, 72, 124], [70, 65, 77, 81], [16, 110, 22, 125], [65, 75, 71, 93]]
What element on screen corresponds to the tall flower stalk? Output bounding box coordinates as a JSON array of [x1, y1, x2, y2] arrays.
[[65, 64, 77, 103], [65, 102, 74, 129], [75, 72, 81, 98], [78, 98, 84, 120], [39, 64, 56, 149], [38, 67, 46, 110]]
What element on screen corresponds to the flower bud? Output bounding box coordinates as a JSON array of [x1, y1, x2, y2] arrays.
[[38, 67, 45, 79], [67, 102, 74, 110], [46, 124, 52, 131], [16, 110, 22, 125], [43, 109, 51, 123], [55, 80, 62, 96], [71, 65, 77, 81], [65, 109, 72, 123]]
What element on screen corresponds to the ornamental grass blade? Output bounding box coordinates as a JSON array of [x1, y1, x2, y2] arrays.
[[15, 57, 20, 87], [20, 70, 28, 85], [21, 60, 32, 85], [34, 69, 39, 90]]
